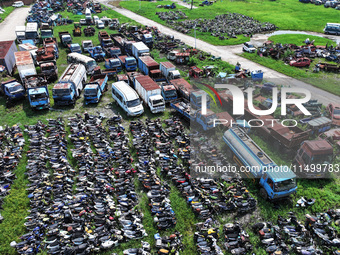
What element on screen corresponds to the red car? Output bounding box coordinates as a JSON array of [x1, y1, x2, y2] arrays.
[[327, 103, 340, 126], [289, 57, 311, 67]]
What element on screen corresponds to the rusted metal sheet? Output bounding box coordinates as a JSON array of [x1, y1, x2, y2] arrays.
[[139, 56, 158, 69], [135, 75, 160, 91], [160, 61, 175, 69], [15, 51, 34, 66]]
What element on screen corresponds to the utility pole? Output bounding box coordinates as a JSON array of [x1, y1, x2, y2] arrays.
[[191, 0, 193, 9]]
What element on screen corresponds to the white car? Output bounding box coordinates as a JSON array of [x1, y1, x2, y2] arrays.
[[96, 20, 105, 29], [243, 42, 256, 53], [12, 1, 24, 7]]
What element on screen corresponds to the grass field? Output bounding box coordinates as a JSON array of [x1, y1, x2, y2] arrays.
[[241, 52, 340, 96], [268, 34, 337, 46], [0, 6, 15, 23], [120, 0, 340, 45]]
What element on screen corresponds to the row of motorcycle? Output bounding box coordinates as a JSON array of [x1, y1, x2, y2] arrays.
[[129, 119, 177, 231], [0, 125, 25, 221], [253, 210, 340, 255], [12, 115, 147, 254]]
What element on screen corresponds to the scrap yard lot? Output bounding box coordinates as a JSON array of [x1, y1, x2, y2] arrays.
[[0, 0, 339, 255]]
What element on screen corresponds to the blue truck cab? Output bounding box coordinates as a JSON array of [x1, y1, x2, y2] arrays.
[[190, 90, 211, 110], [88, 46, 106, 61], [223, 126, 297, 200], [161, 83, 177, 102], [27, 86, 50, 110], [84, 74, 108, 105], [69, 43, 82, 54], [118, 55, 137, 71], [104, 58, 122, 72], [1, 79, 25, 103]]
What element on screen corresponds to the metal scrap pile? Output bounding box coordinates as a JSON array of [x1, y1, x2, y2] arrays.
[[156, 10, 188, 20], [168, 13, 277, 39]]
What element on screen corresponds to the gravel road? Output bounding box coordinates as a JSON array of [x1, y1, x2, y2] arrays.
[[0, 7, 30, 41]]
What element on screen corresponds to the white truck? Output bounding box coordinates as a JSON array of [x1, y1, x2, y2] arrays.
[[131, 42, 150, 60], [82, 40, 93, 52], [134, 75, 165, 114], [159, 61, 181, 80], [15, 26, 26, 43], [14, 51, 37, 83]]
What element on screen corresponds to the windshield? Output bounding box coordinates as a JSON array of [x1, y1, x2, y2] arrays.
[[41, 30, 52, 37], [42, 66, 54, 71], [85, 88, 97, 96], [73, 46, 81, 51], [311, 154, 333, 164], [126, 59, 136, 65], [205, 114, 217, 124], [30, 93, 48, 101], [153, 99, 164, 106], [53, 88, 70, 96], [110, 60, 120, 67], [165, 90, 177, 98], [26, 32, 38, 39], [127, 98, 141, 108], [333, 109, 340, 115], [8, 85, 24, 93], [64, 36, 72, 42], [88, 60, 97, 70], [274, 178, 296, 192], [248, 44, 254, 48], [84, 43, 92, 48]]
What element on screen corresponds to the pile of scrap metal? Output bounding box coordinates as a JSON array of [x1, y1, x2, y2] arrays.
[[156, 10, 188, 20], [168, 12, 277, 39]]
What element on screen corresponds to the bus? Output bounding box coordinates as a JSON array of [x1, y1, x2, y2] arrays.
[[67, 53, 97, 74]]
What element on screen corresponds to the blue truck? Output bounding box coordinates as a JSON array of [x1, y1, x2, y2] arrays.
[[68, 43, 82, 54], [104, 58, 122, 72], [84, 74, 108, 105], [88, 46, 106, 61], [190, 90, 211, 110], [0, 79, 25, 106], [52, 64, 87, 106], [118, 55, 137, 71], [23, 74, 50, 110], [223, 126, 298, 200], [161, 83, 177, 102]]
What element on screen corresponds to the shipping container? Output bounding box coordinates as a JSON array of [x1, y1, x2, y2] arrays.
[[0, 40, 17, 75]]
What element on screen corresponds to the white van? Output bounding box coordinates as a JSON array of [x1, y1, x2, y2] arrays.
[[96, 20, 105, 29], [93, 16, 100, 24], [85, 8, 91, 21], [12, 1, 24, 7], [111, 81, 144, 116]]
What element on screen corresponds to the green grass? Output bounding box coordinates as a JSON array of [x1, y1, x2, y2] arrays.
[[120, 0, 340, 45], [241, 52, 340, 97], [0, 6, 15, 23], [268, 34, 337, 46]]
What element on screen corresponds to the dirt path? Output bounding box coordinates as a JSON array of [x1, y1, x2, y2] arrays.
[[99, 0, 340, 105], [0, 7, 30, 41]]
